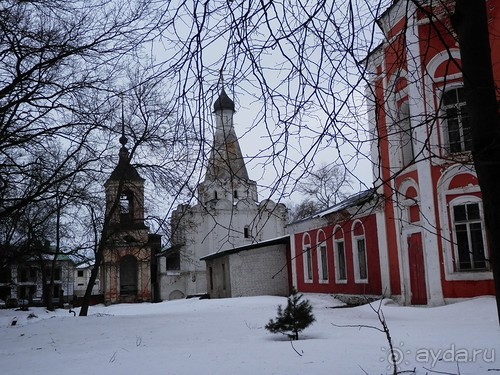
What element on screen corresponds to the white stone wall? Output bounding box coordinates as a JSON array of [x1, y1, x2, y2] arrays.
[[206, 255, 231, 299], [160, 199, 288, 300], [74, 267, 100, 297], [229, 245, 289, 298], [204, 244, 289, 299]]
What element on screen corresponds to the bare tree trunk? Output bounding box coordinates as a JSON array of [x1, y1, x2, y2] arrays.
[[79, 242, 103, 316], [79, 206, 108, 316], [453, 0, 500, 324], [46, 198, 62, 311], [79, 177, 125, 316]]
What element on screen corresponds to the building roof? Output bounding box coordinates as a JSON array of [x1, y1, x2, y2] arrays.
[[156, 244, 183, 257], [107, 134, 144, 182], [200, 235, 290, 261], [213, 88, 235, 112], [289, 189, 378, 225]]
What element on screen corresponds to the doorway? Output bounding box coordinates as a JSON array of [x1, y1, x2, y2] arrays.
[[407, 233, 427, 305], [120, 255, 138, 297]]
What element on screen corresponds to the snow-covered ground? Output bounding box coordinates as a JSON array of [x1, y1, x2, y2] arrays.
[[0, 294, 498, 375]]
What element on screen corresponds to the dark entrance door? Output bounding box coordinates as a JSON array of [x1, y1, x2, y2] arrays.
[[120, 255, 138, 297], [407, 233, 427, 305]]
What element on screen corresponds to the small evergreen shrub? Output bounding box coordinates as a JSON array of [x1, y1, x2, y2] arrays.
[[265, 288, 315, 340]]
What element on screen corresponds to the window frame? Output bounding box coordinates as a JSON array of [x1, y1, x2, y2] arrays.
[[333, 226, 347, 284], [302, 233, 313, 283], [398, 100, 414, 167], [437, 167, 492, 281], [165, 250, 181, 273], [450, 200, 488, 272], [352, 221, 368, 283], [441, 87, 471, 154], [316, 230, 328, 283]]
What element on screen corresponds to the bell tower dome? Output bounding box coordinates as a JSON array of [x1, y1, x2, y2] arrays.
[[104, 133, 147, 230]]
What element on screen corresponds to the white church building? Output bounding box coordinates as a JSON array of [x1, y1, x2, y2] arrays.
[[158, 87, 288, 300]]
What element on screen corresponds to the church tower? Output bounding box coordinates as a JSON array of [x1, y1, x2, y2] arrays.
[[160, 85, 288, 300], [102, 133, 160, 304], [197, 87, 258, 205]]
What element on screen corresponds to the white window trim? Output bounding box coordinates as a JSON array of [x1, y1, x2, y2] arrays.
[[440, 86, 471, 155], [352, 221, 368, 284], [318, 245, 329, 283], [397, 178, 421, 227], [437, 170, 493, 281], [398, 100, 415, 168], [316, 231, 328, 283], [423, 48, 462, 160], [333, 236, 347, 284], [302, 233, 313, 283], [385, 71, 417, 174], [449, 197, 489, 272]]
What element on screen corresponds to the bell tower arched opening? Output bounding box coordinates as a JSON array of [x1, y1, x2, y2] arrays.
[[120, 255, 138, 297]]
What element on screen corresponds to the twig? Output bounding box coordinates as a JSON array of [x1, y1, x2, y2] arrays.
[[422, 367, 458, 375], [358, 365, 369, 374], [331, 322, 384, 332], [289, 338, 303, 357]]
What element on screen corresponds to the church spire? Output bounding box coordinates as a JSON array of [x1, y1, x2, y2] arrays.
[[108, 94, 143, 182], [205, 85, 249, 184], [118, 93, 130, 162]]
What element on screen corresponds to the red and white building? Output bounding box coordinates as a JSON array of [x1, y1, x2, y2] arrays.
[[288, 191, 386, 303], [289, 0, 498, 305]]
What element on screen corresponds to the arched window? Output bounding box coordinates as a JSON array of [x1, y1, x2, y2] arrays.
[[316, 230, 328, 283], [398, 101, 414, 167], [352, 221, 368, 283], [437, 166, 490, 279], [443, 87, 471, 153], [302, 233, 313, 282], [119, 189, 134, 223], [333, 226, 347, 283], [402, 184, 420, 224], [120, 255, 137, 296]]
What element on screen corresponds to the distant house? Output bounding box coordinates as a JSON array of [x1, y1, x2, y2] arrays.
[[201, 235, 291, 299], [0, 247, 76, 306], [74, 264, 100, 298]]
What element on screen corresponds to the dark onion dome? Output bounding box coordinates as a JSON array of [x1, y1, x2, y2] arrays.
[[108, 136, 144, 182], [213, 88, 235, 112]]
